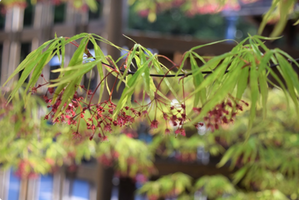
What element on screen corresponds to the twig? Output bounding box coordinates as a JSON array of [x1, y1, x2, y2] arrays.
[[85, 48, 299, 78], [100, 58, 299, 78]]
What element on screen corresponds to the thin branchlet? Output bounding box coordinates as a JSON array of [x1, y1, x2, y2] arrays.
[[99, 57, 299, 78]]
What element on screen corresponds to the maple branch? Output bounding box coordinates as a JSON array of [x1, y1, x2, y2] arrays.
[[100, 58, 299, 78]]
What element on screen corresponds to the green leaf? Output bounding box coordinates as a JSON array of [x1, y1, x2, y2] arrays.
[[275, 50, 299, 93], [151, 58, 180, 101], [139, 47, 153, 98], [6, 55, 40, 102], [189, 53, 234, 96], [217, 146, 236, 168], [236, 68, 249, 100], [190, 54, 205, 107], [294, 19, 299, 25], [270, 0, 295, 37], [191, 52, 206, 65], [248, 36, 262, 60], [143, 66, 153, 97], [65, 33, 90, 45], [190, 39, 233, 52], [247, 59, 259, 137], [50, 59, 102, 87], [259, 70, 268, 119], [3, 39, 54, 87], [6, 39, 59, 102], [267, 66, 289, 106], [89, 37, 108, 103], [258, 0, 280, 35], [85, 0, 98, 12], [113, 60, 150, 118], [68, 37, 88, 67], [117, 43, 139, 88], [275, 53, 299, 115], [60, 37, 66, 74], [235, 52, 253, 100], [53, 77, 82, 119], [191, 62, 242, 125], [233, 165, 250, 184], [243, 138, 258, 164], [52, 37, 89, 101], [176, 52, 189, 76], [25, 51, 54, 104]]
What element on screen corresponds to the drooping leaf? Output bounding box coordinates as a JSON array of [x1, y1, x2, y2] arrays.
[[113, 58, 153, 118], [52, 37, 89, 102], [190, 53, 205, 107], [247, 56, 259, 136], [49, 59, 102, 87], [275, 53, 299, 115], [89, 37, 108, 103], [259, 70, 268, 119], [270, 0, 295, 37], [3, 39, 55, 88]]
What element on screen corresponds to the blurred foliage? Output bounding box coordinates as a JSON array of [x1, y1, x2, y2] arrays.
[[0, 89, 155, 178], [1, 0, 297, 38], [95, 134, 155, 177], [215, 89, 299, 197], [1, 1, 299, 198], [131, 0, 299, 37], [6, 34, 299, 138], [139, 89, 299, 199], [128, 5, 257, 41], [0, 0, 99, 12], [129, 0, 254, 20], [194, 175, 236, 198], [0, 89, 72, 177], [150, 133, 224, 161], [138, 172, 192, 199], [258, 0, 297, 37], [3, 32, 299, 195], [2, 38, 299, 198]]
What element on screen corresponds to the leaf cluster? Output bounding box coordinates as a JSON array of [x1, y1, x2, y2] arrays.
[[0, 0, 99, 12], [138, 172, 192, 199], [131, 0, 299, 37], [6, 33, 299, 137], [139, 89, 299, 200], [0, 89, 155, 178]]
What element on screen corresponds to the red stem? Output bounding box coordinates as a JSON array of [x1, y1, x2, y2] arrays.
[[88, 70, 116, 106], [109, 75, 119, 102]]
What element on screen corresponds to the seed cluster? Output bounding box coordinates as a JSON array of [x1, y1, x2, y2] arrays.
[[159, 103, 187, 136], [31, 74, 249, 140], [15, 160, 38, 179], [194, 99, 249, 132], [42, 86, 150, 140]]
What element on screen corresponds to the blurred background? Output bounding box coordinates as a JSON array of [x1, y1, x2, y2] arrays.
[[1, 0, 299, 200]]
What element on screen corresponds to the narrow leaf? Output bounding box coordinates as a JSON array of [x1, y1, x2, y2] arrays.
[[190, 54, 205, 107]]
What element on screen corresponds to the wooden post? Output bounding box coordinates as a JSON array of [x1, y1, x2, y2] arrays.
[[0, 6, 24, 86], [102, 0, 127, 99], [118, 177, 136, 200], [96, 164, 114, 200], [89, 183, 98, 200], [65, 3, 89, 88], [32, 2, 54, 92], [103, 0, 125, 63], [65, 4, 88, 25], [52, 167, 70, 200], [32, 2, 54, 50], [26, 178, 39, 200], [19, 179, 28, 200], [95, 1, 128, 200], [0, 169, 9, 200]]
